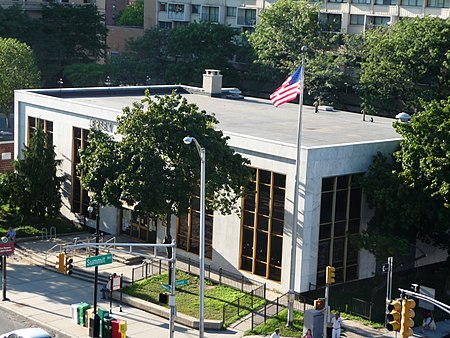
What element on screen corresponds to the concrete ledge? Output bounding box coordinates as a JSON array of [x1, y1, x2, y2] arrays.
[[113, 293, 223, 330]]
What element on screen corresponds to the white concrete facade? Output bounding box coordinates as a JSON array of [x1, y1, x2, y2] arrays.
[[15, 84, 421, 293]]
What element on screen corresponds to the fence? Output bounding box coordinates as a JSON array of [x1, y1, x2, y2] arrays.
[[131, 259, 167, 283], [222, 283, 266, 327], [251, 292, 307, 330], [333, 296, 373, 320]]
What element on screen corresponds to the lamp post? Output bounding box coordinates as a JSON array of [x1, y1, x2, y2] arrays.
[[87, 193, 101, 337], [183, 136, 205, 338]]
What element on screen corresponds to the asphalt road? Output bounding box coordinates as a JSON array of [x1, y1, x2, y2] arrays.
[[0, 306, 70, 337]]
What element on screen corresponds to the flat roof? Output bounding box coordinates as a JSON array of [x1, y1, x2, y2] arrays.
[[27, 86, 402, 148]]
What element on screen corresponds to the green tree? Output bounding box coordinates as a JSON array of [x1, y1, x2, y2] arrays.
[[359, 17, 450, 116], [34, 4, 107, 86], [116, 0, 144, 27], [360, 98, 450, 259], [247, 0, 345, 104], [78, 90, 251, 243], [0, 38, 40, 127], [63, 63, 110, 87], [5, 126, 65, 218]]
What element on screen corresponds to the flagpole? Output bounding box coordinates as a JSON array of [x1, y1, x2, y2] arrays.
[[287, 47, 307, 327]]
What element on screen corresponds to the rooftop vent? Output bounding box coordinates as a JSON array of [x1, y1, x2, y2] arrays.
[[203, 69, 222, 97], [395, 112, 411, 123]]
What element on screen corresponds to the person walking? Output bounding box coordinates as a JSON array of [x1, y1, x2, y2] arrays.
[[331, 312, 343, 338], [303, 328, 313, 338], [313, 98, 319, 113], [270, 328, 281, 338], [6, 227, 16, 243]]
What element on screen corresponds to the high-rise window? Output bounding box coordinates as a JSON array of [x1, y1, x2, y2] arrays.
[[72, 127, 90, 217], [28, 117, 53, 147], [177, 195, 214, 259], [401, 0, 423, 5], [237, 8, 256, 26], [350, 14, 365, 25], [240, 168, 286, 282], [317, 174, 363, 286], [226, 6, 236, 17], [427, 0, 449, 7], [201, 6, 219, 22]]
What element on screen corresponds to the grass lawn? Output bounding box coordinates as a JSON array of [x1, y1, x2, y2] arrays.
[[123, 271, 266, 326], [0, 204, 83, 238], [245, 308, 304, 337]]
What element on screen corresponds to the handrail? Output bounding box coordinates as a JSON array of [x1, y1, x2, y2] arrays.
[[49, 226, 56, 240], [41, 228, 48, 241], [103, 236, 116, 253]]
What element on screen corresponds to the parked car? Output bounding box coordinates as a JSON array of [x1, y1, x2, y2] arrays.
[[1, 328, 51, 338]]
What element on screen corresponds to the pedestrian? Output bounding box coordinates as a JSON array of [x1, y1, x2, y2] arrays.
[[313, 98, 319, 113], [331, 312, 343, 338], [422, 310, 436, 332], [270, 328, 281, 338], [303, 328, 313, 338], [6, 226, 16, 243]]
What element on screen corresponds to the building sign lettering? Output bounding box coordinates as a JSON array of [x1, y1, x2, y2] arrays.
[[90, 119, 114, 133]]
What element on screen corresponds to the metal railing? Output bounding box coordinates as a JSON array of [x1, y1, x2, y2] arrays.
[[251, 292, 307, 330], [131, 259, 166, 283], [223, 283, 266, 327]]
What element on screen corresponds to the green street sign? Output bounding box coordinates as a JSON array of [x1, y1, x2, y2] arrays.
[[176, 278, 189, 287], [161, 279, 189, 292], [86, 253, 113, 268]]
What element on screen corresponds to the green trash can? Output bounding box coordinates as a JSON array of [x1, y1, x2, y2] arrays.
[[102, 317, 114, 338], [78, 302, 90, 326], [97, 308, 110, 337]]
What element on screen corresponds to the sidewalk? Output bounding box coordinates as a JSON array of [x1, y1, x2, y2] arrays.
[[7, 234, 449, 338]]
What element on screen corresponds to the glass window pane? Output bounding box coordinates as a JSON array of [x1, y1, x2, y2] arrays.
[[259, 169, 271, 185], [322, 177, 335, 192], [242, 228, 254, 257], [243, 211, 255, 227], [319, 223, 332, 240], [241, 256, 252, 272], [346, 265, 358, 281], [244, 185, 256, 210], [335, 190, 348, 221], [320, 192, 333, 223], [258, 214, 269, 231], [337, 175, 349, 190], [256, 231, 268, 262], [332, 238, 345, 267], [271, 219, 283, 235], [317, 240, 330, 270], [334, 221, 346, 237], [255, 261, 266, 277], [269, 266, 281, 281], [270, 235, 282, 267], [349, 188, 362, 218], [348, 219, 360, 234], [258, 184, 270, 215], [347, 241, 358, 265], [273, 173, 286, 187], [272, 187, 285, 220]]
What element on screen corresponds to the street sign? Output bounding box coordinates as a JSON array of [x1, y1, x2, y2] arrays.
[[0, 242, 14, 256], [161, 278, 189, 292], [85, 253, 113, 268], [176, 278, 189, 287]]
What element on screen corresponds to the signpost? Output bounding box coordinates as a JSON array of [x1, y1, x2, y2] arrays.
[[86, 254, 113, 268], [161, 278, 189, 292], [0, 238, 14, 301]]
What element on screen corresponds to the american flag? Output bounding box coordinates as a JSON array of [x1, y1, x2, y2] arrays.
[[270, 66, 302, 107]]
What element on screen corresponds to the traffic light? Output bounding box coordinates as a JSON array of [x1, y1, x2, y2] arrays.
[[400, 298, 416, 337], [386, 298, 402, 331], [65, 255, 73, 275], [325, 266, 336, 284], [314, 298, 325, 310], [56, 252, 65, 273]]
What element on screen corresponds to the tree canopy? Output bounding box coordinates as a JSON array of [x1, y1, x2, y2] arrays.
[[78, 90, 251, 230], [359, 17, 450, 116], [360, 98, 450, 259], [116, 0, 144, 27], [247, 0, 346, 104], [1, 125, 65, 218], [0, 38, 40, 126]]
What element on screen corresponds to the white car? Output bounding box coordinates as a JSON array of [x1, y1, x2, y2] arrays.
[[1, 328, 51, 338]]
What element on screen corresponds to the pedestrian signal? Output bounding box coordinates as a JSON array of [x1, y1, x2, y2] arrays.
[[314, 298, 325, 310]]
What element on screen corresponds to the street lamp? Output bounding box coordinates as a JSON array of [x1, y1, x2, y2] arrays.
[[88, 192, 101, 338], [183, 136, 205, 338]]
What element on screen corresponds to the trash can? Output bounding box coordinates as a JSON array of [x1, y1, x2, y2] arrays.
[[111, 318, 121, 338], [85, 308, 94, 329], [159, 292, 169, 304], [102, 317, 114, 338], [78, 302, 91, 326], [118, 320, 127, 338], [97, 308, 110, 337], [71, 303, 79, 324]]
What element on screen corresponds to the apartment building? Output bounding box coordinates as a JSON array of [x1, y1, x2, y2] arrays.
[[143, 0, 276, 30]]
